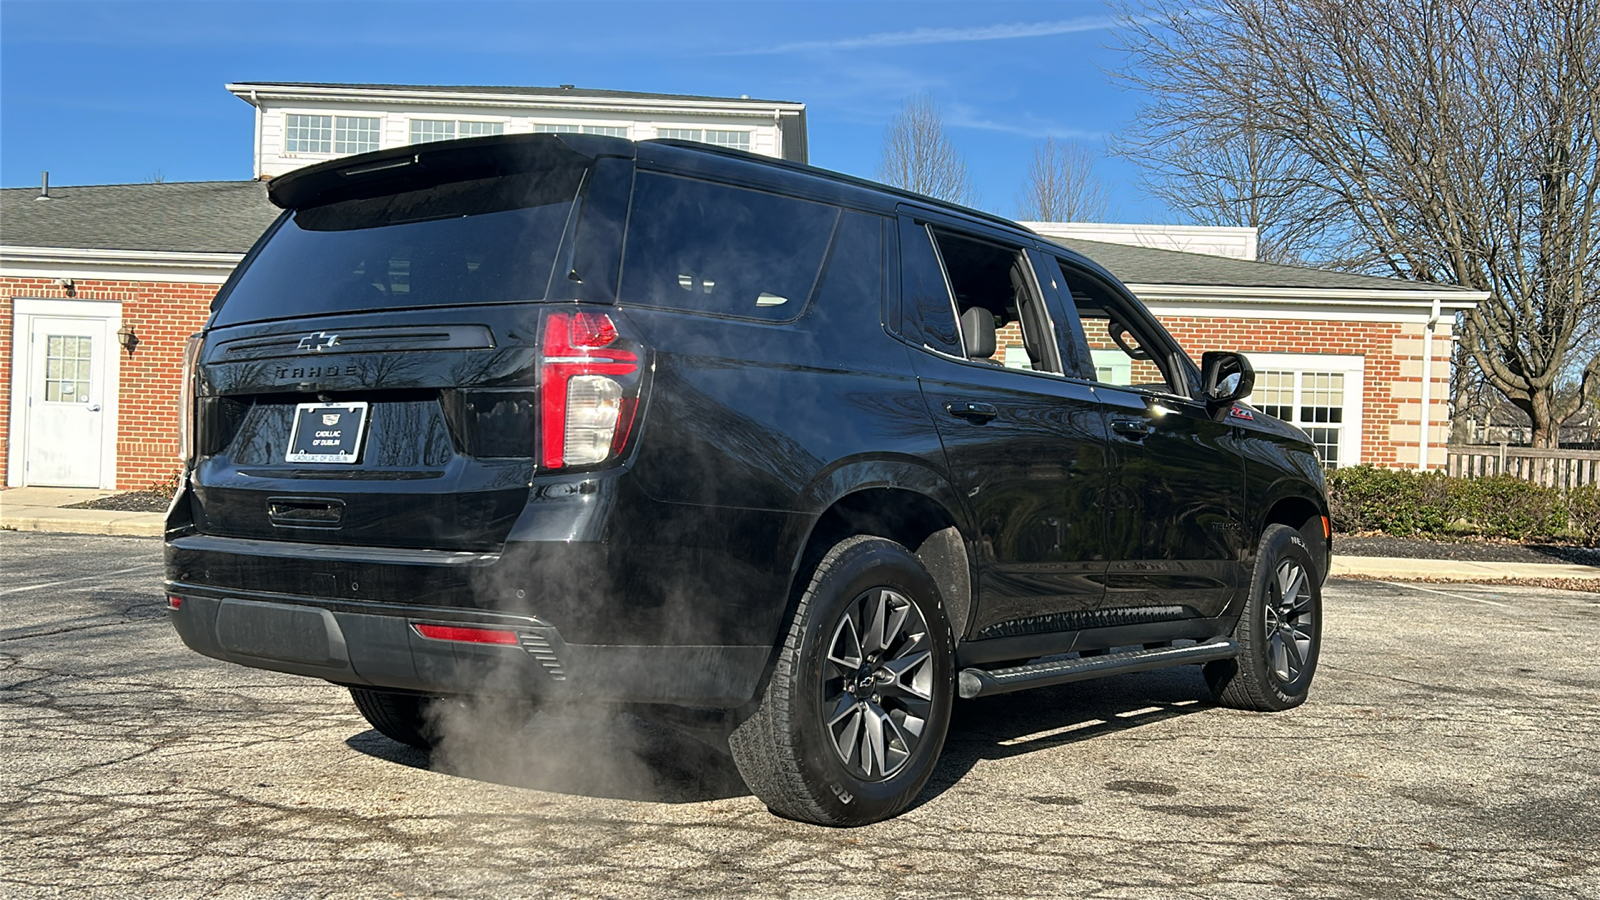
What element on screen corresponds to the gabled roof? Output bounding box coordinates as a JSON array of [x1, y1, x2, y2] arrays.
[[1044, 235, 1479, 295], [0, 176, 1482, 308], [1, 181, 278, 254]]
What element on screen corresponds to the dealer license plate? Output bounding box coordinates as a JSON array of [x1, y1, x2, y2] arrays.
[[285, 402, 370, 464]]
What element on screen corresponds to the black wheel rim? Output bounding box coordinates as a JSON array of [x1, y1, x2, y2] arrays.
[[1265, 558, 1316, 685], [821, 587, 935, 781]]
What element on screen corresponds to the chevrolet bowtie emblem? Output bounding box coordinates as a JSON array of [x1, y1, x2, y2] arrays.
[[297, 332, 340, 351]]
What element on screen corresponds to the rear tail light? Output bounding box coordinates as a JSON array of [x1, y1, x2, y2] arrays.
[[539, 309, 643, 471], [177, 333, 205, 464], [412, 623, 522, 645]]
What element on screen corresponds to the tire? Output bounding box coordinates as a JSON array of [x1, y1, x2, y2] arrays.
[[349, 687, 434, 750], [728, 535, 955, 826], [1205, 524, 1323, 711]]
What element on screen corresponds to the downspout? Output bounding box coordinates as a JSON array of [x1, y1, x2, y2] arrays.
[[250, 90, 263, 179], [1418, 296, 1441, 469]]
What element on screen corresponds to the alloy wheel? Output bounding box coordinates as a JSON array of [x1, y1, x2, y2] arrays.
[[1264, 558, 1316, 684], [821, 587, 935, 780]]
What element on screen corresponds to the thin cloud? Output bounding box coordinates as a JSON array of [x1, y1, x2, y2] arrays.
[[734, 18, 1120, 55]]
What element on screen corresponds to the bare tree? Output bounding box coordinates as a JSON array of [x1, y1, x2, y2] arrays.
[[1119, 111, 1332, 265], [1016, 138, 1111, 223], [1116, 0, 1600, 448], [877, 93, 976, 206]]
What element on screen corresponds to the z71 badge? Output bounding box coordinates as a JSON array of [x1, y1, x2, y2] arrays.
[[1228, 406, 1255, 421]]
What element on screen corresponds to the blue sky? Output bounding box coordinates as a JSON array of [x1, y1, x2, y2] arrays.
[[0, 0, 1169, 222]]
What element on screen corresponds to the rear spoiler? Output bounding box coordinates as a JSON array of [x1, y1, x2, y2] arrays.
[[268, 133, 632, 210]]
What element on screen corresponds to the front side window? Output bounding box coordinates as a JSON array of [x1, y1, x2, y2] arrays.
[[285, 114, 333, 154], [1053, 257, 1184, 394], [619, 172, 839, 320]]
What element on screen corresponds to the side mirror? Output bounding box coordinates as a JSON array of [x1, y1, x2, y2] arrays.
[[1201, 350, 1255, 410]]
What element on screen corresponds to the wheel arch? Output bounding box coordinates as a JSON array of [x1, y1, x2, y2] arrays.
[[1257, 485, 1331, 583]]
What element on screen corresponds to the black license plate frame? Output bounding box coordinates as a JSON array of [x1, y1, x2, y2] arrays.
[[285, 402, 370, 464]]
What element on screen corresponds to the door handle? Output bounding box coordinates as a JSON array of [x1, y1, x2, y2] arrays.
[[87, 404, 102, 412], [1111, 418, 1153, 439], [945, 401, 999, 423]]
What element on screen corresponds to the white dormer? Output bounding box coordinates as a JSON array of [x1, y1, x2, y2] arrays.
[[227, 82, 809, 179]]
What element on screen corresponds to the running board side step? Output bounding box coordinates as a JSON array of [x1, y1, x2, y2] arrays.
[[957, 639, 1240, 699]]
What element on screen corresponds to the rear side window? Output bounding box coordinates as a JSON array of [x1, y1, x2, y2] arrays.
[[620, 172, 840, 320], [214, 168, 585, 327]]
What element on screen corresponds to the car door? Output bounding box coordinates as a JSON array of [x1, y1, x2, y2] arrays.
[[897, 213, 1112, 641], [1047, 254, 1249, 620]]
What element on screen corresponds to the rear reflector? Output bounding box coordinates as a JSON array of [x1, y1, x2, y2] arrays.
[[166, 595, 182, 610], [411, 623, 521, 645]]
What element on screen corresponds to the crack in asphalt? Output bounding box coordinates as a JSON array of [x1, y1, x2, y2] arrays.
[[3, 532, 1598, 898]]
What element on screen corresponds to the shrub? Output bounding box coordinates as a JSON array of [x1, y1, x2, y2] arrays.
[[1328, 465, 1596, 545], [1569, 485, 1600, 545]]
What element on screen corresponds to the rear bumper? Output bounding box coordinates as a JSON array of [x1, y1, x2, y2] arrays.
[[164, 587, 769, 707]]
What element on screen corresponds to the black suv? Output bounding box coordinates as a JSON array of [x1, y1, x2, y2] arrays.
[[165, 134, 1330, 826]]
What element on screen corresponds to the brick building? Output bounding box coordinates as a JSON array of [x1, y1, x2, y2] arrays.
[[0, 82, 1484, 489]]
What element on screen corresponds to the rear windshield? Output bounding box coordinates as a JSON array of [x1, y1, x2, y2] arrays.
[[213, 167, 586, 327]]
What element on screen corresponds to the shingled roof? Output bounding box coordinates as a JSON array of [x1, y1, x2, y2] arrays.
[[1045, 236, 1476, 293], [0, 178, 1474, 298], [1, 181, 278, 255]]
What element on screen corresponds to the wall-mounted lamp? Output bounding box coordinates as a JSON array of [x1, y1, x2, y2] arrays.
[[55, 277, 76, 296], [116, 324, 140, 354]]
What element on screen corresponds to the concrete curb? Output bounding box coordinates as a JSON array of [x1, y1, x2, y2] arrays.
[[1329, 556, 1598, 582], [1, 488, 165, 537]]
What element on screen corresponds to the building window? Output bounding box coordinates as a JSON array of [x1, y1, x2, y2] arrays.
[[410, 119, 456, 144], [458, 121, 504, 137], [704, 130, 751, 151], [1254, 368, 1352, 467], [531, 123, 628, 137], [335, 116, 381, 154], [44, 335, 93, 403], [657, 128, 750, 151], [285, 114, 334, 154]]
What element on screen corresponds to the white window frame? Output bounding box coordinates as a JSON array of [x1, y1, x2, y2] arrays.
[[656, 128, 751, 151], [532, 122, 631, 137], [283, 112, 334, 156], [334, 115, 382, 154], [1245, 352, 1365, 468]]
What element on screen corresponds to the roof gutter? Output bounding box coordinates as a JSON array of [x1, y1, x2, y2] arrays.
[[225, 82, 806, 117], [1, 245, 246, 284], [1126, 282, 1487, 310]]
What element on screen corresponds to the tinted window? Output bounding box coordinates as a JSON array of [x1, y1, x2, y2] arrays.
[[900, 222, 960, 354], [214, 169, 585, 327], [620, 173, 840, 320], [807, 211, 883, 330]]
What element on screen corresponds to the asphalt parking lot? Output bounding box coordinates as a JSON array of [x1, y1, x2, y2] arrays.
[[3, 530, 1597, 899]]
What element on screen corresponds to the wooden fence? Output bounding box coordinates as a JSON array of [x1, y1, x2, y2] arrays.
[[1445, 444, 1600, 490]]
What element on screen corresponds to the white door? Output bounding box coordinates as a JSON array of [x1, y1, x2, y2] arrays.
[[25, 317, 109, 486]]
